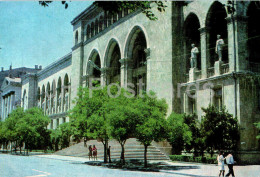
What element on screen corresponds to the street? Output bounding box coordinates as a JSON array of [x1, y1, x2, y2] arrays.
[[0, 154, 260, 177]]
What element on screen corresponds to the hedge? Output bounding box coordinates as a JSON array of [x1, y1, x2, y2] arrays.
[[169, 155, 217, 164]]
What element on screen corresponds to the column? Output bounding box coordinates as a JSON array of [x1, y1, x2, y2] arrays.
[[199, 27, 209, 79], [44, 93, 47, 115], [9, 94, 13, 112], [55, 89, 58, 114], [61, 86, 64, 113], [3, 97, 6, 119], [1, 97, 4, 120], [119, 58, 129, 88], [226, 15, 248, 72], [101, 67, 109, 86], [7, 95, 10, 117]]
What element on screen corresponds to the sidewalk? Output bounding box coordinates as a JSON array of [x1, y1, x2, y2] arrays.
[[34, 154, 260, 177]]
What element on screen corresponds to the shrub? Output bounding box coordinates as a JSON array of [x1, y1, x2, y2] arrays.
[[169, 155, 217, 164]]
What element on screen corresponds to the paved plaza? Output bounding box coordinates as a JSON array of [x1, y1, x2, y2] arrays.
[[1, 154, 259, 177]]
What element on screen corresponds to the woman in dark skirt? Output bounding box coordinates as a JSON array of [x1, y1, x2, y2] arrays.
[[88, 145, 92, 160], [92, 145, 97, 161]]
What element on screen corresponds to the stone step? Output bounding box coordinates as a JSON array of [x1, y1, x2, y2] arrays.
[[55, 138, 170, 161]]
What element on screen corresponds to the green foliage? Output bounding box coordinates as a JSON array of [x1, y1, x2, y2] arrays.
[[184, 114, 206, 157], [94, 1, 167, 20], [169, 155, 217, 164], [1, 107, 50, 152], [167, 113, 192, 155], [134, 93, 168, 167], [201, 105, 240, 156], [255, 122, 260, 139]]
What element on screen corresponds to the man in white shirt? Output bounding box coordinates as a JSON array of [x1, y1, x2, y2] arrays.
[[225, 152, 235, 177]]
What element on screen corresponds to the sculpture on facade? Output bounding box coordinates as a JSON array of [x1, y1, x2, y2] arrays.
[[215, 35, 224, 61], [190, 43, 199, 68]]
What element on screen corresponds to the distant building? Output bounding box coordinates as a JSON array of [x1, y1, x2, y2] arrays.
[[0, 66, 41, 120]]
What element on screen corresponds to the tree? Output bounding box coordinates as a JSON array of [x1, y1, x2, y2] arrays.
[[107, 89, 139, 165], [135, 93, 168, 167], [4, 107, 25, 153], [69, 85, 112, 163], [184, 114, 206, 157], [94, 1, 167, 20], [255, 122, 260, 139], [39, 1, 168, 20], [15, 107, 50, 154], [167, 113, 192, 155], [201, 105, 240, 157], [59, 122, 72, 148]]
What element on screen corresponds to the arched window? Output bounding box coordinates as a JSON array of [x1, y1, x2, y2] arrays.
[[184, 13, 201, 72], [99, 16, 104, 32], [105, 40, 121, 85], [206, 2, 228, 66], [95, 19, 99, 35], [247, 2, 260, 65], [87, 25, 91, 39], [91, 22, 94, 37], [125, 26, 148, 94]]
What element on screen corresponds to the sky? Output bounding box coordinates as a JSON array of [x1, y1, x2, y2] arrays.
[[0, 1, 92, 70]]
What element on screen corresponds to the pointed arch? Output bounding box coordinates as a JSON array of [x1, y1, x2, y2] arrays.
[[87, 49, 101, 78]]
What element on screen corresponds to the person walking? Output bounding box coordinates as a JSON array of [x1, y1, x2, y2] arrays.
[[88, 145, 92, 160], [93, 145, 97, 161], [225, 152, 235, 177], [217, 151, 225, 177]]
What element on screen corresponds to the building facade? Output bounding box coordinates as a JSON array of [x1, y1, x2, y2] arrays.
[[19, 1, 260, 163]]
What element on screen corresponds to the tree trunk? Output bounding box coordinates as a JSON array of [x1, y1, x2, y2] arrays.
[[120, 143, 125, 165], [144, 145, 148, 168], [103, 139, 108, 163]]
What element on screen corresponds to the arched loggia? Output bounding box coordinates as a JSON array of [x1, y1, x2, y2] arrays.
[[206, 1, 228, 66], [184, 13, 201, 72], [125, 26, 148, 95], [105, 40, 121, 84], [87, 50, 101, 87], [247, 2, 260, 64]]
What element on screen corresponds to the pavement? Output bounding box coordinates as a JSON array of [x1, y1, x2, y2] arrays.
[[1, 153, 260, 177], [33, 154, 260, 177]]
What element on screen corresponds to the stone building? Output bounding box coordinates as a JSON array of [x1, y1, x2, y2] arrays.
[[20, 1, 260, 163], [0, 66, 40, 120]]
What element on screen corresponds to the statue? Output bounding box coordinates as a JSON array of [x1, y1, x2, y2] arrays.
[[190, 43, 199, 68], [215, 35, 224, 61]]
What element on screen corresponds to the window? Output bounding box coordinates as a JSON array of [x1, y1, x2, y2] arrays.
[[188, 92, 196, 114], [213, 88, 222, 111], [75, 31, 78, 44]]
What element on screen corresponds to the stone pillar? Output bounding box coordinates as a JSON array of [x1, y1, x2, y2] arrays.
[[214, 60, 223, 76], [44, 93, 47, 115], [55, 88, 58, 114], [1, 97, 4, 120], [199, 27, 209, 79], [10, 94, 13, 112], [119, 58, 129, 88], [3, 97, 6, 119], [226, 15, 248, 72], [101, 67, 110, 86], [61, 86, 64, 113], [189, 68, 197, 82], [53, 119, 59, 129], [7, 95, 10, 117]]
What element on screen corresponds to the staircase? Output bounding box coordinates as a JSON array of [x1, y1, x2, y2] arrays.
[[55, 138, 170, 161]]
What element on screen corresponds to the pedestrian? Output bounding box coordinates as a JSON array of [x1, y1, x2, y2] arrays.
[[93, 145, 97, 161], [88, 145, 92, 160], [107, 146, 111, 163], [225, 151, 235, 177], [217, 151, 225, 177]]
